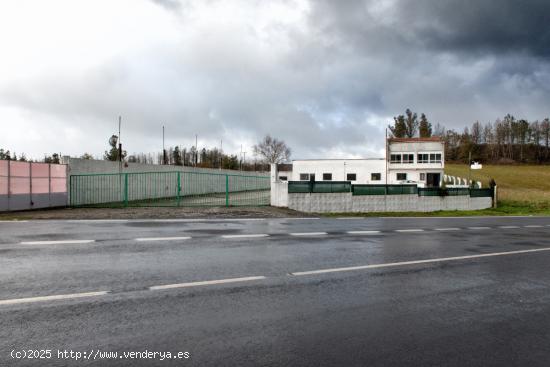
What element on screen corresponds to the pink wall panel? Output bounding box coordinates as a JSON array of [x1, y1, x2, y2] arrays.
[[50, 164, 67, 178], [31, 163, 49, 177], [10, 177, 30, 194], [50, 178, 66, 193], [9, 161, 30, 177], [0, 161, 7, 195]]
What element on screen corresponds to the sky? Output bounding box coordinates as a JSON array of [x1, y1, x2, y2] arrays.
[[1, 0, 549, 161]]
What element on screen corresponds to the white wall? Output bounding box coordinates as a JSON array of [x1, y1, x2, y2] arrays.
[[292, 159, 386, 184]]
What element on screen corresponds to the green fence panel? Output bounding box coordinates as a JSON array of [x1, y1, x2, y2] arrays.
[[386, 185, 418, 195], [352, 185, 387, 195], [446, 188, 470, 196], [70, 171, 270, 207], [470, 188, 493, 198], [311, 181, 351, 193], [288, 181, 312, 193]]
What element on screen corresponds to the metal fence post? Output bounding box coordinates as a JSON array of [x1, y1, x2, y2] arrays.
[[124, 173, 129, 207], [225, 174, 229, 207], [177, 171, 181, 207]]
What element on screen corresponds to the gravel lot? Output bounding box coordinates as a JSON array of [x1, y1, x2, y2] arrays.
[[0, 206, 309, 220]]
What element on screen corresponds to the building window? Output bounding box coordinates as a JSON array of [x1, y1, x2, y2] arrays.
[[279, 176, 287, 181], [309, 173, 315, 181], [429, 153, 442, 163], [419, 173, 426, 181], [390, 154, 401, 163], [403, 154, 414, 164], [396, 173, 407, 181], [346, 173, 357, 181], [417, 153, 429, 163], [323, 173, 332, 181], [299, 173, 309, 181], [371, 173, 381, 181]]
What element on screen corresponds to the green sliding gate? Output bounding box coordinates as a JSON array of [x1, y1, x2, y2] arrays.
[[70, 171, 270, 207]]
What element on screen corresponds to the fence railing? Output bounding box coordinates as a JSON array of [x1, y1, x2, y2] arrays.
[[288, 181, 493, 198], [70, 171, 270, 207]]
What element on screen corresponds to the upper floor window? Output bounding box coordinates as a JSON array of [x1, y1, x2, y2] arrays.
[[417, 153, 429, 163], [396, 173, 407, 181], [402, 154, 414, 164], [390, 154, 401, 163], [299, 173, 309, 181], [371, 173, 381, 181], [323, 173, 332, 181], [346, 173, 357, 181], [430, 153, 442, 163]]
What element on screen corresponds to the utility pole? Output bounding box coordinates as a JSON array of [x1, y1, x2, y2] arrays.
[[468, 151, 472, 188], [195, 134, 198, 167], [219, 140, 223, 170], [162, 126, 167, 165], [118, 116, 122, 173]]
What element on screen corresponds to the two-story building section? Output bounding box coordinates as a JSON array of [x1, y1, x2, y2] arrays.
[[290, 137, 445, 187]]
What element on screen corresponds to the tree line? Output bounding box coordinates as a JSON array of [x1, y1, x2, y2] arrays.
[[389, 109, 550, 163]]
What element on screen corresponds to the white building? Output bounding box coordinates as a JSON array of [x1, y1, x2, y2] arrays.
[[290, 137, 445, 187]]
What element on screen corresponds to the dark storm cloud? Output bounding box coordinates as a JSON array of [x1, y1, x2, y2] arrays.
[[1, 0, 549, 159]]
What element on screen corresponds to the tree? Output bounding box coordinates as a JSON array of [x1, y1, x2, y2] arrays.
[[389, 115, 406, 138], [80, 153, 93, 160], [44, 153, 60, 164], [253, 135, 291, 164], [418, 113, 432, 138], [404, 109, 418, 138], [173, 146, 183, 166], [104, 135, 126, 161]]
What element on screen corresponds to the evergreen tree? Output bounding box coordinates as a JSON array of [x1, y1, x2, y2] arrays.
[[419, 113, 432, 138]]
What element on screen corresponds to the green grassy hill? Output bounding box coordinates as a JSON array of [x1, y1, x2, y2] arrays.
[[445, 164, 550, 213]]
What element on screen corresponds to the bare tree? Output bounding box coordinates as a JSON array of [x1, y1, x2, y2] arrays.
[[253, 135, 291, 164]]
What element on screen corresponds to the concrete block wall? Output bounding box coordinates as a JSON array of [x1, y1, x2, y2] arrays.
[[287, 193, 492, 213]]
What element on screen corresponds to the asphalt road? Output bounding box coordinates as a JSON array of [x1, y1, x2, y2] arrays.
[[1, 215, 550, 366]]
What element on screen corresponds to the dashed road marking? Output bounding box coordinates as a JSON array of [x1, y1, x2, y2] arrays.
[[524, 225, 543, 228], [395, 229, 424, 233], [20, 240, 95, 245], [290, 247, 550, 276], [289, 232, 328, 236], [0, 291, 109, 306], [467, 227, 491, 230], [221, 234, 269, 239], [149, 276, 266, 290], [347, 230, 381, 235], [135, 236, 191, 242], [499, 225, 520, 229], [434, 228, 461, 231]]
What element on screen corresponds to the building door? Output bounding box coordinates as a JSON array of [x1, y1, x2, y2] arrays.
[[426, 173, 441, 187]]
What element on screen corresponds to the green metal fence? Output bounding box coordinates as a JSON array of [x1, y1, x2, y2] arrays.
[[287, 181, 351, 194], [469, 188, 494, 198], [70, 171, 270, 207], [352, 184, 418, 195]]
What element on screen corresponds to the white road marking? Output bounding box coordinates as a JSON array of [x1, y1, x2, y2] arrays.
[[434, 228, 461, 231], [20, 240, 95, 245], [290, 247, 550, 276], [347, 230, 381, 235], [148, 218, 266, 222], [289, 232, 328, 236], [282, 218, 320, 220], [0, 220, 29, 223], [67, 220, 128, 223], [221, 234, 269, 239], [135, 236, 191, 242], [149, 276, 266, 290], [395, 229, 424, 233], [524, 225, 543, 228], [467, 227, 491, 230], [499, 225, 520, 229], [0, 291, 108, 306], [337, 217, 365, 220]]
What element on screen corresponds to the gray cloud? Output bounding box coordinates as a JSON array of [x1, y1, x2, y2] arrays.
[[1, 0, 549, 160]]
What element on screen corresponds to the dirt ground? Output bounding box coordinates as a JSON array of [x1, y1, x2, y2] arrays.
[[0, 206, 310, 220]]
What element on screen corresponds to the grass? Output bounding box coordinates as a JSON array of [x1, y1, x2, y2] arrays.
[[445, 163, 550, 213]]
